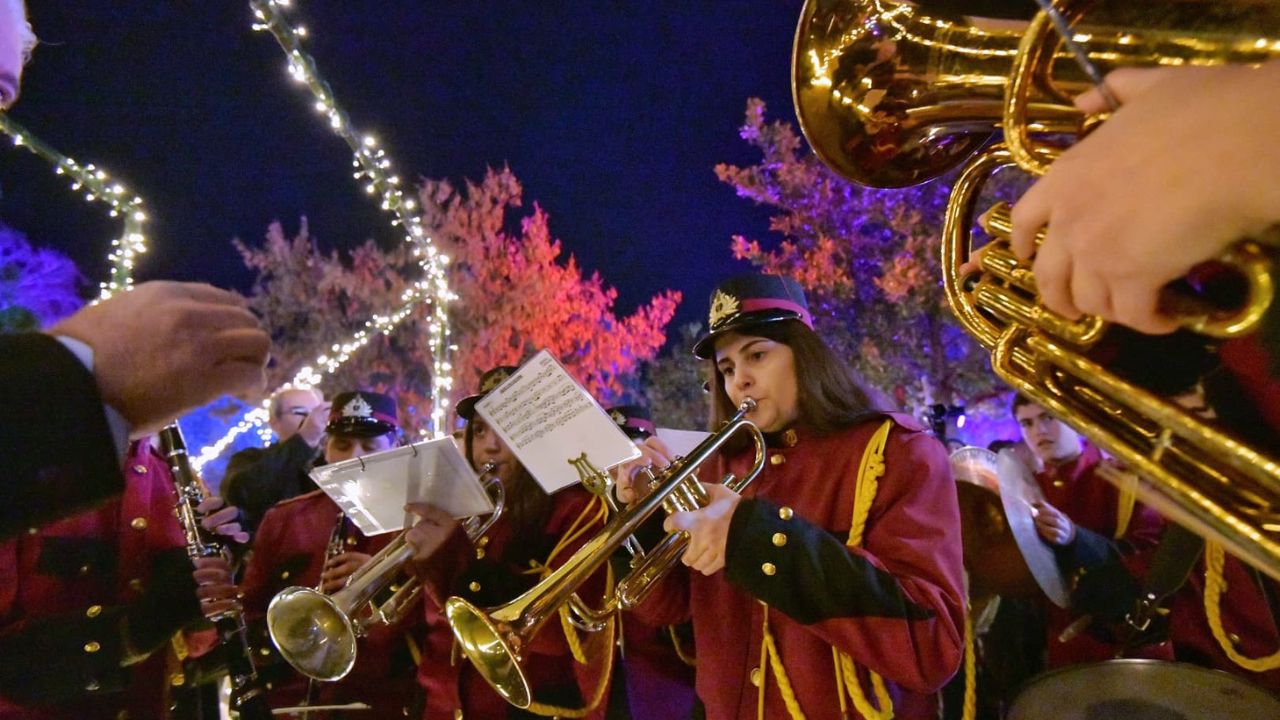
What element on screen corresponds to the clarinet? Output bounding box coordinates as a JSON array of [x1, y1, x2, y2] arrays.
[[159, 423, 274, 720]]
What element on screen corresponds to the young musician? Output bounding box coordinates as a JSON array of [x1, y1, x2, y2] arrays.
[[620, 274, 966, 720], [403, 365, 615, 720], [238, 390, 423, 719]]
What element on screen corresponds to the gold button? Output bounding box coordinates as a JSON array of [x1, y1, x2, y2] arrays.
[[26, 527, 38, 535], [85, 680, 101, 691], [346, 537, 357, 546], [475, 547, 486, 559], [84, 641, 101, 653], [778, 507, 793, 520], [390, 584, 401, 593], [477, 536, 490, 548], [281, 571, 290, 580], [133, 464, 147, 474], [260, 648, 271, 656], [79, 564, 91, 575], [469, 581, 482, 592], [1230, 633, 1242, 645], [454, 710, 464, 720], [118, 711, 130, 720], [170, 672, 186, 687], [86, 605, 103, 618], [1052, 480, 1064, 488], [769, 454, 786, 466], [129, 578, 144, 592], [772, 533, 787, 547], [750, 666, 763, 687], [130, 517, 148, 531], [761, 563, 777, 576], [782, 429, 798, 447]]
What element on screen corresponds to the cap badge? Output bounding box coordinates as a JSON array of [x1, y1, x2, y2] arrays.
[[480, 368, 511, 393], [709, 289, 740, 329], [342, 395, 374, 418], [610, 409, 627, 426]]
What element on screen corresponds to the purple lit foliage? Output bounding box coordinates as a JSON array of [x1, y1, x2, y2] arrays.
[[0, 223, 85, 332]]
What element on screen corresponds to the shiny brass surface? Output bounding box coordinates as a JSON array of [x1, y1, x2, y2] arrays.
[[267, 464, 506, 681], [444, 400, 767, 709], [795, 0, 1280, 578]]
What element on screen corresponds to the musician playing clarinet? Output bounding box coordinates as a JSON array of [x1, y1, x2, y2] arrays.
[[0, 438, 244, 719], [238, 390, 425, 719]]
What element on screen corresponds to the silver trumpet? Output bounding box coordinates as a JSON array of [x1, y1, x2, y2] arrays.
[[266, 461, 505, 681]]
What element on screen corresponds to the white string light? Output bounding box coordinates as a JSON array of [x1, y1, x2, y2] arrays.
[[191, 282, 434, 473], [0, 115, 149, 300], [249, 0, 455, 437]]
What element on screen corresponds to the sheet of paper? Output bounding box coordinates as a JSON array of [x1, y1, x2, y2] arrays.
[[309, 436, 494, 535], [655, 427, 711, 459], [475, 349, 641, 493]]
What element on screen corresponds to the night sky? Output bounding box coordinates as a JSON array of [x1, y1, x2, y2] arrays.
[[3, 1, 806, 333]]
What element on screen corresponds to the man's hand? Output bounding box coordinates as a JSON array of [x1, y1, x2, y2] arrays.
[[196, 496, 249, 544], [51, 281, 270, 436], [295, 402, 332, 447], [403, 503, 462, 580], [320, 552, 372, 594], [663, 483, 742, 575], [191, 556, 240, 619], [1032, 500, 1076, 546], [1010, 60, 1280, 334]]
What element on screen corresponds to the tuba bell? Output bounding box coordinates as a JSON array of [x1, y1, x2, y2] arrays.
[[793, 0, 1280, 578]]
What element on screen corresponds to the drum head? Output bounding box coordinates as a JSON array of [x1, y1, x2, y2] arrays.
[[1007, 660, 1280, 720]]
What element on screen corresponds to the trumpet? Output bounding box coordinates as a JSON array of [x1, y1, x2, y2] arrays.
[[266, 461, 506, 681], [445, 399, 766, 709]]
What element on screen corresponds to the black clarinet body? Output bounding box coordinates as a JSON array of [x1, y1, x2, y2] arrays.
[[159, 423, 274, 720]]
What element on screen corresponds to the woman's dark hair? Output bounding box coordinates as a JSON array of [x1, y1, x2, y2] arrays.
[[464, 419, 552, 542], [708, 319, 880, 434]]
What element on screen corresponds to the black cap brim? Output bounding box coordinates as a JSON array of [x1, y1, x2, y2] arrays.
[[456, 394, 483, 421], [692, 309, 803, 359], [325, 417, 398, 438]]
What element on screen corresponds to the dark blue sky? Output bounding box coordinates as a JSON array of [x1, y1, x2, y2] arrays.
[[4, 1, 805, 332]]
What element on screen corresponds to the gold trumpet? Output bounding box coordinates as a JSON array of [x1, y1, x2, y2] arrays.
[[445, 399, 766, 709], [793, 0, 1280, 577], [266, 462, 506, 681]]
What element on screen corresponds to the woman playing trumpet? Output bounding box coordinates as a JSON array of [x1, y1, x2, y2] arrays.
[[403, 366, 616, 720], [617, 274, 967, 720]]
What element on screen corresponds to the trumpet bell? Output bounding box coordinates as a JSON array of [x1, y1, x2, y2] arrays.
[[444, 597, 532, 709], [266, 586, 359, 682]]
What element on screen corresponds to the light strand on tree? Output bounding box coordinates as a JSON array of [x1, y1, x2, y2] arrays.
[[0, 115, 149, 300], [190, 281, 434, 473], [249, 0, 455, 437]]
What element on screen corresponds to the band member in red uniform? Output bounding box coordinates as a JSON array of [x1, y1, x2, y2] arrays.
[[1011, 395, 1168, 668], [621, 274, 966, 720], [403, 365, 614, 720], [239, 390, 424, 719], [0, 438, 238, 719], [605, 405, 698, 720]]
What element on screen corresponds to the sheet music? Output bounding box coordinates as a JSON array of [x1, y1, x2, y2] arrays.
[[475, 349, 640, 493], [309, 436, 494, 535]]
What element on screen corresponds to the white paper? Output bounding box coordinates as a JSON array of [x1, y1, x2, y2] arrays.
[[309, 436, 495, 536], [475, 350, 641, 493], [655, 428, 710, 459]]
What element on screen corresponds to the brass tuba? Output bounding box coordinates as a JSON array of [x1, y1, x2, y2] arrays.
[[793, 0, 1280, 578], [445, 399, 766, 709], [266, 464, 506, 681]]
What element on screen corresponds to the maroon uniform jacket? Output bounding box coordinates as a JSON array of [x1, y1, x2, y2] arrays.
[[414, 484, 612, 720], [1167, 553, 1280, 693], [1031, 443, 1168, 667], [239, 489, 424, 719], [633, 413, 966, 720], [0, 441, 203, 719]]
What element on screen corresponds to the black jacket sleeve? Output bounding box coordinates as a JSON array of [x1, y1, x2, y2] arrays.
[[0, 334, 124, 539], [220, 435, 317, 532]]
